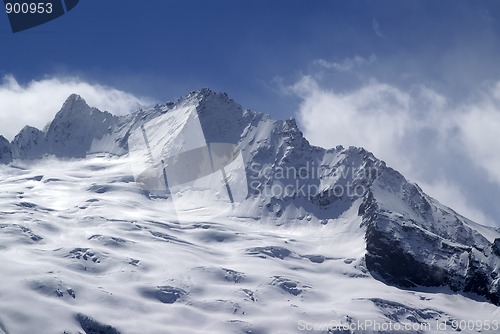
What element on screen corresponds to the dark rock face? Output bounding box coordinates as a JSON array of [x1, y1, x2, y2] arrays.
[[369, 298, 444, 323], [76, 313, 121, 334], [463, 254, 500, 305], [362, 167, 500, 306], [139, 286, 186, 304], [246, 246, 292, 259], [0, 136, 12, 164], [365, 217, 449, 288], [365, 218, 500, 305], [492, 238, 500, 257]]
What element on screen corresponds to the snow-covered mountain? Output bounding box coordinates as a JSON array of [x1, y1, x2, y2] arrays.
[[1, 89, 499, 333], [0, 135, 12, 164], [11, 94, 119, 159]]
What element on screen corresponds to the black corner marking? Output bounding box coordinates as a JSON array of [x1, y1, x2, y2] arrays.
[[4, 0, 79, 33], [64, 0, 78, 12]]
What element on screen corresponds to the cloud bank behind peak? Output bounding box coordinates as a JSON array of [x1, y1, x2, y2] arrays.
[[0, 75, 155, 140]]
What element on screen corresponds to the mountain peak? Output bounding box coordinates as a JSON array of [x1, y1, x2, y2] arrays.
[[43, 95, 118, 157], [179, 88, 234, 108], [66, 93, 85, 102], [60, 93, 90, 114], [170, 88, 252, 144]]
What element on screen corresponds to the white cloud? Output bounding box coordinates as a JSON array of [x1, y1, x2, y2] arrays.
[[0, 75, 155, 140], [454, 82, 500, 185], [417, 179, 496, 227], [290, 75, 500, 227], [372, 18, 386, 38], [315, 55, 376, 72], [291, 76, 414, 170]]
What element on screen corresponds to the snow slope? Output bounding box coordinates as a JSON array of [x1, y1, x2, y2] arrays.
[[1, 89, 500, 333], [1, 157, 500, 334]]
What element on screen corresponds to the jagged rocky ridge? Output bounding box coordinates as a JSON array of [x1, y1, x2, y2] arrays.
[[2, 89, 500, 309], [0, 135, 12, 164]]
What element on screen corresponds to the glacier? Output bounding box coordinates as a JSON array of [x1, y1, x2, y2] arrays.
[[0, 89, 499, 333]]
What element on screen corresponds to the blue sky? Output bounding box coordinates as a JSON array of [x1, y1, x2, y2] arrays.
[[1, 0, 500, 227], [1, 0, 497, 115]]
